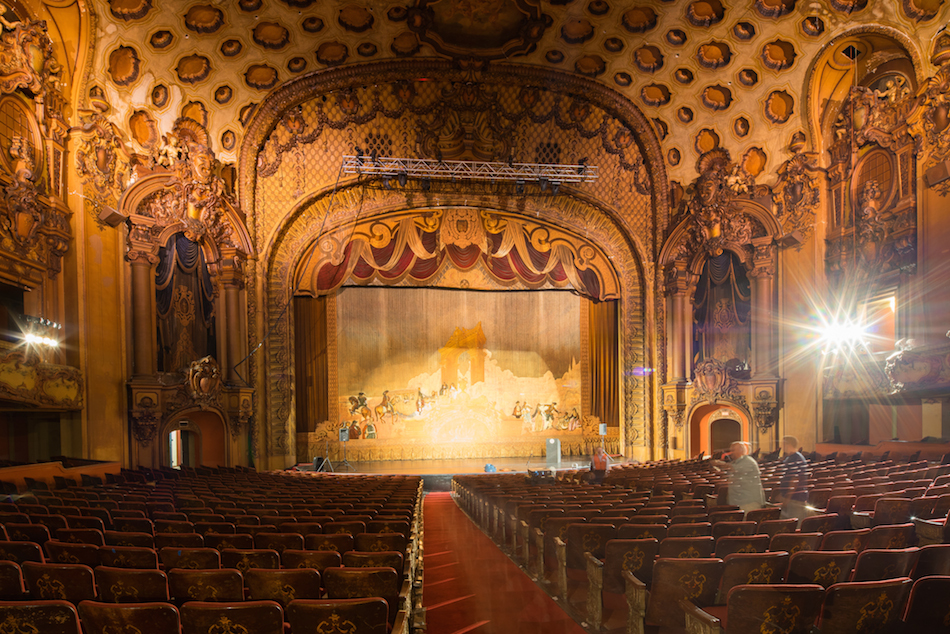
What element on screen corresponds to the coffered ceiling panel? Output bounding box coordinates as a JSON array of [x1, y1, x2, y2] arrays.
[[86, 0, 950, 183]]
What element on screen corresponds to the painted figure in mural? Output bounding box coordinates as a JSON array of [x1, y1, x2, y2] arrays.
[[349, 421, 362, 440], [564, 408, 580, 431], [347, 396, 372, 423], [416, 388, 426, 414], [511, 401, 523, 418], [364, 423, 377, 439], [375, 390, 397, 423], [439, 384, 449, 396]]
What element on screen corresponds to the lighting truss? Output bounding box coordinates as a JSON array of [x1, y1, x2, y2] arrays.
[[341, 155, 599, 184]]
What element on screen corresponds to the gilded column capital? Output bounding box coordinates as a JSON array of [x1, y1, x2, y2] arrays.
[[126, 218, 160, 265]]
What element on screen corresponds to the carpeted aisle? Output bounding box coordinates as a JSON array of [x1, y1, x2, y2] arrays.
[[422, 492, 587, 634]]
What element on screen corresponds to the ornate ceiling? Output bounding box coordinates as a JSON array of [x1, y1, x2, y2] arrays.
[[83, 0, 950, 185]]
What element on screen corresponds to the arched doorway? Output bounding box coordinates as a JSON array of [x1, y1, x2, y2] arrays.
[[162, 411, 228, 468], [710, 417, 741, 454], [688, 404, 750, 457]]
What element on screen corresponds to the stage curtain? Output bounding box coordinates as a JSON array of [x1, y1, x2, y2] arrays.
[[294, 296, 330, 433], [589, 299, 619, 426]]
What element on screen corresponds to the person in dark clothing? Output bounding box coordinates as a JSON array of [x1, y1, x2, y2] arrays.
[[780, 435, 808, 519]]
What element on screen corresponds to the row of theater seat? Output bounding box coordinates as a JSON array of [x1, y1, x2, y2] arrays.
[[454, 455, 950, 633], [0, 469, 423, 634], [0, 597, 397, 634]]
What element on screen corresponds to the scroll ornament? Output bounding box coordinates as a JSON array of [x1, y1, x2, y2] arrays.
[[187, 356, 222, 406], [692, 358, 743, 404], [772, 139, 821, 241]]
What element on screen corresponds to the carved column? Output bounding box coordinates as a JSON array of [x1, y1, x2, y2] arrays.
[[665, 262, 691, 382], [218, 249, 246, 384], [127, 220, 159, 378], [750, 238, 776, 378]]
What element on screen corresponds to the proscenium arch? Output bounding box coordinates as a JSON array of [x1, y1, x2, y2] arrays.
[[241, 61, 670, 467], [260, 182, 649, 465]]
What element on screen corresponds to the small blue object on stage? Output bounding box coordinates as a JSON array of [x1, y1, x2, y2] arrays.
[[484, 463, 496, 473]]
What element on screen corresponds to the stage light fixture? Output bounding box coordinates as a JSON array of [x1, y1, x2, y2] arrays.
[[421, 178, 430, 191], [382, 176, 391, 189], [397, 172, 408, 187], [551, 182, 560, 195], [818, 315, 868, 355], [515, 180, 525, 194], [539, 178, 549, 193]]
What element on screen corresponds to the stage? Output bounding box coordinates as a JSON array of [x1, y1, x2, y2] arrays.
[[293, 457, 593, 491]]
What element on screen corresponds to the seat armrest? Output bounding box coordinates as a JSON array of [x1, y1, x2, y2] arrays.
[[622, 570, 648, 634], [554, 536, 568, 598], [680, 598, 721, 634], [586, 553, 605, 630], [392, 609, 409, 634]]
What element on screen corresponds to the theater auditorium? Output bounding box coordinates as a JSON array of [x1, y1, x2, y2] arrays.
[[0, 0, 947, 631]]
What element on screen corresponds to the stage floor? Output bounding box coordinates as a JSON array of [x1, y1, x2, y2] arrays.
[[297, 456, 592, 476]]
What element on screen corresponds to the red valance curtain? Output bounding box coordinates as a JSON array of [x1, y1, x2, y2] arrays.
[[312, 225, 604, 300]]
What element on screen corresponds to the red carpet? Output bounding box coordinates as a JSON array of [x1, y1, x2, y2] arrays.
[[423, 492, 587, 634]]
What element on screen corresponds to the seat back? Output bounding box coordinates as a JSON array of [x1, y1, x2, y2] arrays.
[[866, 523, 916, 549], [0, 561, 23, 600], [603, 538, 659, 593], [786, 550, 857, 588], [800, 513, 839, 534], [245, 568, 322, 608], [902, 575, 950, 632], [342, 550, 405, 576], [758, 518, 798, 539], [78, 600, 179, 634], [253, 532, 305, 553], [286, 598, 389, 634], [912, 543, 950, 579], [819, 578, 912, 633], [769, 532, 823, 555], [154, 532, 205, 549], [872, 498, 912, 526], [851, 547, 920, 582], [180, 600, 284, 634], [718, 552, 789, 602], [725, 584, 823, 634], [5, 524, 51, 546], [98, 546, 158, 569], [323, 566, 401, 624], [645, 558, 724, 629], [657, 533, 715, 559], [0, 541, 44, 564], [104, 531, 154, 549], [159, 546, 221, 570], [712, 521, 757, 541], [0, 600, 81, 634], [282, 549, 343, 573], [745, 507, 782, 524], [220, 548, 280, 572], [820, 529, 870, 552], [354, 532, 408, 554], [304, 533, 355, 553], [564, 523, 617, 569], [618, 523, 667, 541], [21, 562, 96, 604], [94, 566, 169, 603], [668, 522, 711, 537], [204, 533, 252, 551], [167, 568, 244, 604], [715, 534, 770, 558]]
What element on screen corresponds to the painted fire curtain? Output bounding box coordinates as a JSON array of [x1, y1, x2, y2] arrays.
[[334, 287, 582, 446], [156, 234, 217, 372], [693, 251, 751, 367]]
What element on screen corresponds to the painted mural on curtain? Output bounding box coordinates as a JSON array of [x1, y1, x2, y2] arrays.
[[336, 287, 581, 446]]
